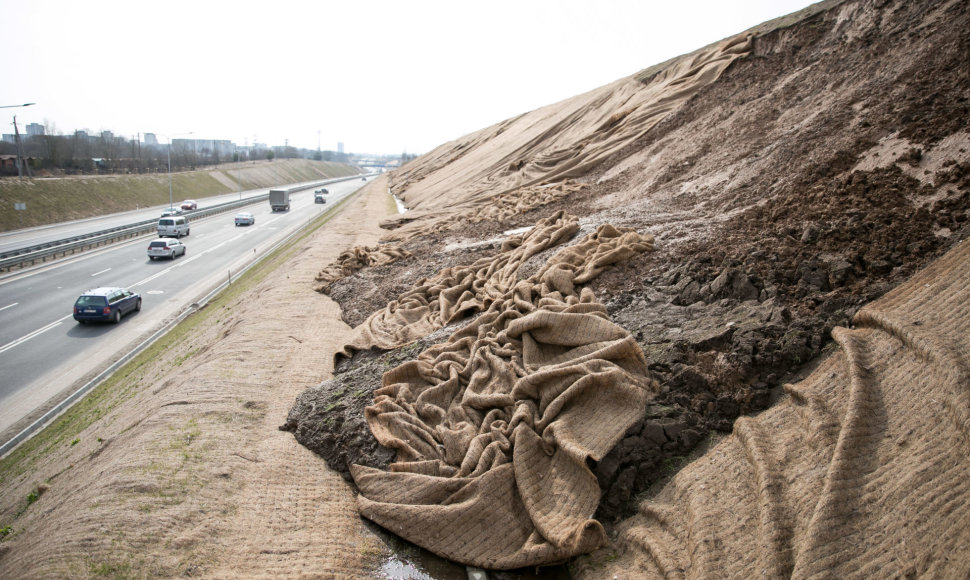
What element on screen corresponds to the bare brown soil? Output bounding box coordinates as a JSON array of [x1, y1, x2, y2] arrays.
[[296, 0, 970, 531]]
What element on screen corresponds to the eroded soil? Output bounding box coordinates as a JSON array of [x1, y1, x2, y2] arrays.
[[290, 0, 970, 531]]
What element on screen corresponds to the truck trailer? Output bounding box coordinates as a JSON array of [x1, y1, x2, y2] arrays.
[[269, 189, 290, 212]]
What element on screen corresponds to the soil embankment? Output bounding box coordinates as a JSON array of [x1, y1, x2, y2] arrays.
[[1, 0, 969, 577]]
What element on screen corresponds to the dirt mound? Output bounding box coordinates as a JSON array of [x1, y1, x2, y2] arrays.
[[291, 0, 970, 573]]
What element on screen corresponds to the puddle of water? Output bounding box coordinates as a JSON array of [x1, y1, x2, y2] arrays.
[[366, 519, 571, 579], [375, 550, 571, 580], [379, 556, 442, 579]]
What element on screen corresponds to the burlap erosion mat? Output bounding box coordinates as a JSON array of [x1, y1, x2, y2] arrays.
[[296, 212, 659, 569], [573, 238, 970, 578]]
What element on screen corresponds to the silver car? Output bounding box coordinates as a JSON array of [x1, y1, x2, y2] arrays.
[[147, 238, 186, 260], [234, 212, 255, 226]]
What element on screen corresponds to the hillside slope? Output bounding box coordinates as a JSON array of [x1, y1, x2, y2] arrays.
[[292, 0, 970, 573], [1, 0, 968, 577]]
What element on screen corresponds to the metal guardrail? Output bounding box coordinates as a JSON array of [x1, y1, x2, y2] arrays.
[[0, 175, 364, 272]]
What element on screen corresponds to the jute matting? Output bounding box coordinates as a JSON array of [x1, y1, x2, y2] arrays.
[[344, 213, 659, 568], [573, 238, 970, 578]]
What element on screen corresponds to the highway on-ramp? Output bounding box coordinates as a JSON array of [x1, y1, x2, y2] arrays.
[[0, 178, 368, 446]]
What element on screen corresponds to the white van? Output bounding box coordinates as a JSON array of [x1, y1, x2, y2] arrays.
[[157, 216, 190, 238]]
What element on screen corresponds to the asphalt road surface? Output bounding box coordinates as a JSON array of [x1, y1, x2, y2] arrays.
[[0, 178, 366, 443]]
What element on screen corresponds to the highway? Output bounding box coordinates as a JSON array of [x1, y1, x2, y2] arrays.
[[0, 177, 368, 443], [0, 181, 313, 256]]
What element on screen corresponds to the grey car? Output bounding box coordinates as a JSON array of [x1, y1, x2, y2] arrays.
[[147, 238, 186, 260]]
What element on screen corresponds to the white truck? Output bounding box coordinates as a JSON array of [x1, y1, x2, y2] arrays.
[[269, 189, 290, 212]]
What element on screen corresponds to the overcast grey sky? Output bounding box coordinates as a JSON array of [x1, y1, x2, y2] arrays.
[[2, 0, 817, 155]]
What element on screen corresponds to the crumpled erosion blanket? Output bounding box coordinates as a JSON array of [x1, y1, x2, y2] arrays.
[[338, 210, 650, 359], [346, 212, 659, 569], [574, 238, 970, 579], [313, 244, 410, 294], [378, 180, 589, 242]]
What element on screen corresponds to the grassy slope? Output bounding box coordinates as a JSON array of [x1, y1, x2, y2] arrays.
[[0, 159, 361, 232]]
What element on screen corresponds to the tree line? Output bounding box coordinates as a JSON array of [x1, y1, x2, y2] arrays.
[[0, 123, 351, 177]]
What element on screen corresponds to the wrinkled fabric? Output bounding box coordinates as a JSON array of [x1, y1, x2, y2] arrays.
[[350, 219, 658, 569], [314, 244, 410, 294], [574, 238, 970, 579]]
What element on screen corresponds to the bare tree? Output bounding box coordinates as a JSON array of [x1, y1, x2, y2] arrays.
[[41, 120, 60, 169]]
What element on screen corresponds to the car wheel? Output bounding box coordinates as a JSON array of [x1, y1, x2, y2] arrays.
[[185, 229, 190, 236], [135, 298, 142, 312], [112, 309, 121, 324]]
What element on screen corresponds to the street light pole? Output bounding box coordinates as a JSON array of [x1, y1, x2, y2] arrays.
[[3, 103, 35, 178], [167, 144, 173, 210]]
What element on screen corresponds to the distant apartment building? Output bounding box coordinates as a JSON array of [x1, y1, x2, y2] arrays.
[[25, 123, 45, 137], [337, 142, 344, 154], [170, 138, 236, 159], [143, 133, 158, 146]]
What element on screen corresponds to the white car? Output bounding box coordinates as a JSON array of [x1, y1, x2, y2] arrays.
[[147, 238, 186, 260], [234, 212, 255, 226]]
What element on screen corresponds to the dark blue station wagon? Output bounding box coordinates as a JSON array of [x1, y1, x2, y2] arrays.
[[73, 287, 142, 324]]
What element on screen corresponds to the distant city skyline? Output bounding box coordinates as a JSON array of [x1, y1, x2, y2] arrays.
[[1, 123, 344, 154]]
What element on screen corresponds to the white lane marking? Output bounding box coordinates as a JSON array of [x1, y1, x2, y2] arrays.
[[91, 268, 112, 277], [0, 316, 69, 355], [130, 265, 174, 287], [1, 223, 263, 353], [129, 233, 247, 288]]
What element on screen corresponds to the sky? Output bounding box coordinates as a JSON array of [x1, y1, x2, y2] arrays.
[[1, 0, 818, 155]]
